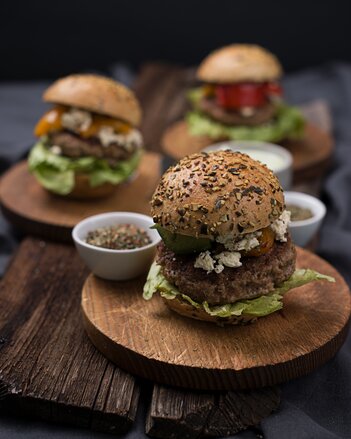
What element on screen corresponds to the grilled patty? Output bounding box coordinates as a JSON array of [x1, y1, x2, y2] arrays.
[[49, 130, 135, 165], [156, 236, 296, 305], [199, 96, 277, 126]]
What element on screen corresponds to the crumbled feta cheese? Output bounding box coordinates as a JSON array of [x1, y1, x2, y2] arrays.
[[215, 251, 242, 268], [271, 210, 291, 242], [240, 106, 255, 117], [194, 251, 215, 273], [97, 126, 143, 151], [216, 231, 261, 252], [61, 108, 92, 133], [50, 145, 62, 155], [214, 264, 224, 274], [194, 250, 242, 274]]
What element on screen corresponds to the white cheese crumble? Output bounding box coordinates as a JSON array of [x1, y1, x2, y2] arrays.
[[194, 251, 215, 273], [240, 106, 255, 117], [97, 126, 143, 151], [194, 250, 242, 274], [215, 251, 242, 271], [271, 210, 291, 242], [50, 145, 62, 155], [61, 108, 92, 133], [216, 231, 261, 252]]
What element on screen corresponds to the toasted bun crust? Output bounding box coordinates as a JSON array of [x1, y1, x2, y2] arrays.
[[43, 74, 142, 126], [197, 44, 283, 83], [163, 296, 256, 325], [151, 150, 284, 239], [62, 174, 116, 200]]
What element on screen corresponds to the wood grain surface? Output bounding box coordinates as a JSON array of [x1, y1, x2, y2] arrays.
[[162, 120, 333, 183], [0, 237, 139, 434], [82, 247, 350, 391], [0, 152, 161, 241], [146, 384, 280, 438]]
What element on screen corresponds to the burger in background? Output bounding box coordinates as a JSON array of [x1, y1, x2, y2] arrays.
[[29, 74, 143, 199], [143, 150, 333, 325], [187, 44, 305, 143]]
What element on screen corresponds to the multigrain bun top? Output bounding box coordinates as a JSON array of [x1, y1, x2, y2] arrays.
[[151, 151, 284, 239], [197, 44, 283, 84], [43, 74, 142, 126]]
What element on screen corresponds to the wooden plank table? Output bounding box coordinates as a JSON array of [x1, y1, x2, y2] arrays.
[[0, 63, 334, 437]]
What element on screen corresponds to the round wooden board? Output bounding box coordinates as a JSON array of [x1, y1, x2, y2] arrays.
[[162, 120, 334, 182], [82, 247, 351, 391], [0, 152, 161, 242]]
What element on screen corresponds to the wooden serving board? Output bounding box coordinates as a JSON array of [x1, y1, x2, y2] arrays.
[[162, 120, 333, 183], [0, 152, 161, 242], [82, 247, 350, 391], [0, 237, 281, 437]]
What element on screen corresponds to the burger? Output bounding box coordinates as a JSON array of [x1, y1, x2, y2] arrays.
[[186, 44, 305, 144], [143, 150, 333, 325], [29, 74, 143, 199]]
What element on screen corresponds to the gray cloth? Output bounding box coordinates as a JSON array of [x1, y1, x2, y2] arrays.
[[0, 63, 350, 438]]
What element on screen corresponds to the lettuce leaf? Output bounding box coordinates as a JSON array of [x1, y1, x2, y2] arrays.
[[28, 139, 142, 195], [143, 262, 334, 319], [186, 87, 305, 142]]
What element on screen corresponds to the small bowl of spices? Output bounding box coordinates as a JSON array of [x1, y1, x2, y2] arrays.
[[72, 212, 161, 280], [285, 191, 327, 247]]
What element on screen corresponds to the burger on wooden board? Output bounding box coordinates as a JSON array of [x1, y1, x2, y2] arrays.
[[186, 44, 305, 143], [29, 74, 143, 199], [143, 150, 333, 325]]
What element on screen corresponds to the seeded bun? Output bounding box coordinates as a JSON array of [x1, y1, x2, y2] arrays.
[[62, 174, 116, 200], [43, 74, 142, 127], [151, 151, 284, 239], [197, 44, 283, 84], [162, 296, 255, 325]]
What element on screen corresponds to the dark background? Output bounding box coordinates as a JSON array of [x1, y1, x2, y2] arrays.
[[1, 0, 350, 80]]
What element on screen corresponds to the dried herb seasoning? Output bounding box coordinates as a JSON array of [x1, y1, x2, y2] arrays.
[[86, 223, 152, 250]]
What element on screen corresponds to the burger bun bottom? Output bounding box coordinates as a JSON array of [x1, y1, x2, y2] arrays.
[[162, 296, 257, 326], [47, 173, 117, 200]]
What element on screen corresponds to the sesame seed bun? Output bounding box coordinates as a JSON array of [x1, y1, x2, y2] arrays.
[[43, 74, 142, 127], [63, 174, 116, 200], [197, 44, 283, 84], [151, 151, 284, 239], [162, 296, 256, 325]]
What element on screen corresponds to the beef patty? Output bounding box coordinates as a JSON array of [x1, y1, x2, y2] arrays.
[[199, 96, 277, 126], [156, 236, 296, 305], [49, 130, 135, 165]]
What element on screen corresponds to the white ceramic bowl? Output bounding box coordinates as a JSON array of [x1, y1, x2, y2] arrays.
[[72, 212, 161, 280], [202, 140, 293, 190], [285, 191, 327, 247]]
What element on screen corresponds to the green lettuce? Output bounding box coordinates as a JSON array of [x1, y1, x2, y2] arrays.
[[186, 87, 305, 143], [28, 139, 142, 195], [143, 262, 334, 320]]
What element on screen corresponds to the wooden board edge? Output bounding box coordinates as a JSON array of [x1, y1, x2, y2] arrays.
[[0, 203, 73, 243], [81, 288, 351, 391]]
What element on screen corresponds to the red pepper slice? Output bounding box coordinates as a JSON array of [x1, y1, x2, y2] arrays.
[[214, 82, 282, 110]]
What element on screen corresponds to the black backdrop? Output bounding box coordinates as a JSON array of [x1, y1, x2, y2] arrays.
[[1, 0, 350, 80]]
